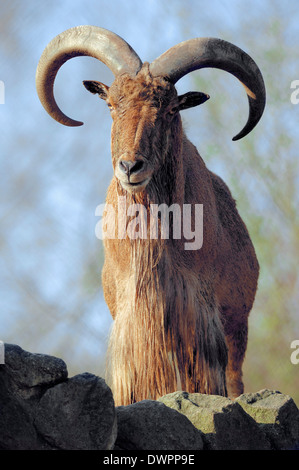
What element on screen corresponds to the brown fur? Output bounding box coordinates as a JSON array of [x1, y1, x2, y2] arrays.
[[95, 64, 258, 406]]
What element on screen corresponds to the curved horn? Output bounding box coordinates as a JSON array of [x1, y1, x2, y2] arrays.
[[36, 26, 142, 126], [150, 38, 266, 141]]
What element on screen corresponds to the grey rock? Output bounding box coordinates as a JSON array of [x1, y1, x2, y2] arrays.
[[158, 391, 271, 450], [236, 389, 299, 450], [35, 373, 117, 450], [0, 377, 47, 449], [2, 343, 67, 399], [0, 344, 117, 450], [115, 399, 203, 450], [0, 344, 67, 449], [1, 344, 299, 451]]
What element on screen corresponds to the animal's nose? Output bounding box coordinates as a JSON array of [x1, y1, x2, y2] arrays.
[[119, 159, 144, 176]]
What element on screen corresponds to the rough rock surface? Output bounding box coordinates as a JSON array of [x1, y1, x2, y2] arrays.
[[158, 391, 271, 450], [0, 343, 298, 450], [0, 344, 116, 450], [35, 373, 117, 450], [115, 399, 203, 450], [236, 389, 299, 450]]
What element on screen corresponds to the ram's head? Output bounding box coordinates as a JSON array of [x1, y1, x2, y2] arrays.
[[36, 26, 265, 194]]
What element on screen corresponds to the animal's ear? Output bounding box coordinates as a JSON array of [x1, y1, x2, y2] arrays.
[[83, 80, 110, 100], [177, 91, 210, 111]]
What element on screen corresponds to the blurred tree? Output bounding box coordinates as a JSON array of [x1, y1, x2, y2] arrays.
[[0, 0, 112, 377], [176, 0, 299, 404]]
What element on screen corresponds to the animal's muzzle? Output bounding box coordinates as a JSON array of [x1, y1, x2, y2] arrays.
[[119, 159, 145, 179], [115, 153, 152, 192]]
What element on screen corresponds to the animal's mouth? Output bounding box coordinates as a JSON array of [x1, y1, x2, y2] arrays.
[[120, 177, 150, 192]]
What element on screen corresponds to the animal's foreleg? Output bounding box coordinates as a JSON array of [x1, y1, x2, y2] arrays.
[[223, 318, 248, 398]]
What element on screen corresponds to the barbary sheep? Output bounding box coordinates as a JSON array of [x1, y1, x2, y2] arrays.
[[36, 26, 266, 406]]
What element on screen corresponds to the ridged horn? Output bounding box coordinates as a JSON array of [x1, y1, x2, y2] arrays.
[[36, 26, 142, 126], [150, 38, 266, 140]]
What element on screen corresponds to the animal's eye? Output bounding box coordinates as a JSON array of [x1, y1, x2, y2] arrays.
[[107, 102, 115, 111], [167, 106, 178, 117]]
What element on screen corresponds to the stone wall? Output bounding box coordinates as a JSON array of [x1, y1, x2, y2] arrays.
[[0, 344, 298, 450]]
